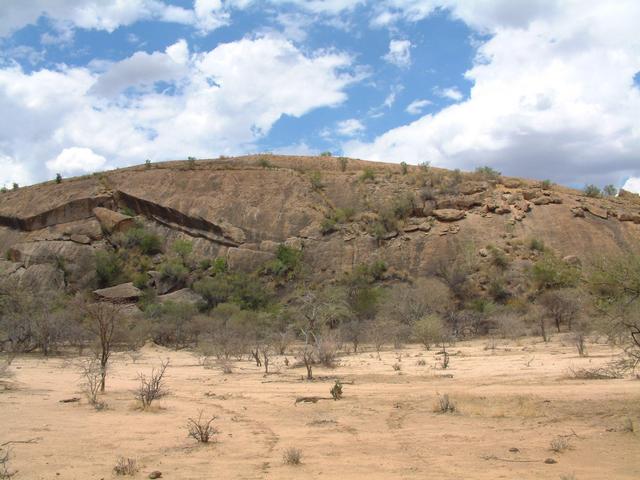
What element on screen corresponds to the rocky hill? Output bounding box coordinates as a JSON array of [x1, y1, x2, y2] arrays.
[[0, 155, 639, 301]]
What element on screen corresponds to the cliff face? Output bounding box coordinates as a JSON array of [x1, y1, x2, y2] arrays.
[[1, 155, 639, 294]]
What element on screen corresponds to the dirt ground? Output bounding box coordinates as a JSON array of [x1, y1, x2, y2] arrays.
[[1, 336, 639, 480]]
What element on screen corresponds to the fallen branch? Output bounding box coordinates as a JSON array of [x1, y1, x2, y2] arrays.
[[1, 438, 41, 447], [294, 396, 333, 406], [481, 455, 541, 463]]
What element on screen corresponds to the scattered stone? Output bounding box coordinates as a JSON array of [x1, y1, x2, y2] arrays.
[[69, 234, 91, 245], [570, 206, 585, 217], [509, 447, 520, 453], [478, 248, 489, 257], [148, 471, 162, 479], [544, 458, 557, 464]]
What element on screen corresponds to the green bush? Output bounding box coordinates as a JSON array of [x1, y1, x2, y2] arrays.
[[132, 272, 148, 289], [360, 167, 375, 182], [419, 161, 431, 172], [400, 161, 408, 175], [120, 228, 162, 255], [160, 258, 188, 284], [541, 179, 552, 189], [584, 184, 601, 198], [531, 253, 580, 290], [487, 245, 509, 269], [95, 250, 124, 288], [12, 183, 19, 190], [257, 158, 272, 169], [145, 159, 151, 169], [529, 238, 545, 252], [320, 217, 337, 235], [310, 171, 324, 191], [263, 245, 303, 280], [475, 166, 501, 181], [55, 173, 62, 184], [172, 239, 193, 261], [413, 314, 444, 350], [320, 151, 332, 157], [391, 193, 415, 219]]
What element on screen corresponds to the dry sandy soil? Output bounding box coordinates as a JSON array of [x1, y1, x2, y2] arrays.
[[1, 336, 639, 480]]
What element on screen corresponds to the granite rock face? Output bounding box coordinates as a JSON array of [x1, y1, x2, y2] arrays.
[[0, 155, 638, 298]]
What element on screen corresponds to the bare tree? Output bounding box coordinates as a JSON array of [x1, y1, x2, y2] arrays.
[[136, 359, 169, 409], [539, 289, 581, 332], [75, 300, 124, 392], [79, 357, 103, 407], [187, 411, 219, 443]]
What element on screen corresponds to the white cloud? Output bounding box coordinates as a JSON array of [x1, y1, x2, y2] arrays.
[[383, 39, 412, 68], [622, 177, 640, 194], [346, 1, 640, 187], [0, 35, 362, 185], [336, 119, 365, 137], [433, 86, 463, 101], [0, 154, 32, 188], [406, 98, 431, 114], [89, 40, 189, 97], [46, 147, 107, 175]]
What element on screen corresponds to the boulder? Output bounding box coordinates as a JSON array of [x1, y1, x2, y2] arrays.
[[502, 178, 521, 188], [618, 212, 640, 223], [158, 288, 204, 306], [94, 282, 142, 303], [458, 181, 489, 195], [11, 264, 65, 292], [93, 207, 135, 234], [422, 200, 436, 217], [436, 194, 483, 210], [584, 204, 608, 219], [69, 234, 92, 245], [532, 196, 562, 205], [433, 209, 466, 222], [570, 206, 585, 217], [226, 247, 275, 273], [284, 237, 304, 250], [259, 240, 280, 253], [618, 189, 640, 203]]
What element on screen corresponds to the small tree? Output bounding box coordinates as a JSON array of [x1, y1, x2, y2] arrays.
[[55, 173, 62, 184], [75, 300, 125, 392], [603, 184, 617, 197], [413, 314, 444, 350], [400, 161, 408, 174], [583, 184, 601, 198]]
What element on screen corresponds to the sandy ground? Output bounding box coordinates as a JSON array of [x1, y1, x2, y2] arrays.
[[1, 336, 639, 480]]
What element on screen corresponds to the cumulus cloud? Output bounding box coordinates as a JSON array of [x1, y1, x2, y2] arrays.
[[406, 98, 431, 114], [46, 147, 107, 175], [346, 0, 640, 187], [0, 35, 362, 185], [623, 177, 640, 194], [383, 39, 412, 68], [336, 119, 365, 137]]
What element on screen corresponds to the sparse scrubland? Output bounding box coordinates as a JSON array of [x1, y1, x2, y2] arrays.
[[1, 156, 640, 478]]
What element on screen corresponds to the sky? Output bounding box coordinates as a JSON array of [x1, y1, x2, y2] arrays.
[[0, 0, 639, 192]]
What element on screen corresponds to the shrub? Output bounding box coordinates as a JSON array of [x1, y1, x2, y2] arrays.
[[320, 151, 332, 157], [392, 193, 416, 219], [419, 161, 431, 172], [475, 166, 501, 181], [95, 250, 124, 287], [583, 184, 601, 198], [187, 156, 196, 168], [529, 238, 545, 252], [400, 161, 408, 174], [262, 245, 303, 280], [550, 436, 571, 453], [320, 217, 337, 235], [132, 272, 148, 289], [12, 183, 18, 190], [360, 167, 375, 182], [187, 411, 219, 443], [145, 159, 151, 169], [419, 187, 435, 201], [337, 157, 348, 171], [172, 239, 193, 261], [257, 157, 272, 169], [435, 393, 456, 413], [541, 179, 552, 189], [392, 362, 401, 371], [531, 253, 580, 290], [55, 173, 62, 184], [118, 227, 162, 255], [310, 171, 324, 191], [160, 258, 188, 284], [283, 447, 302, 465], [487, 245, 509, 269], [79, 358, 103, 407], [113, 457, 138, 476], [0, 187, 7, 194], [135, 360, 169, 409], [330, 380, 343, 400]]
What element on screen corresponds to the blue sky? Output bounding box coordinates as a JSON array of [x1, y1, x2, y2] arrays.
[[0, 1, 639, 192]]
